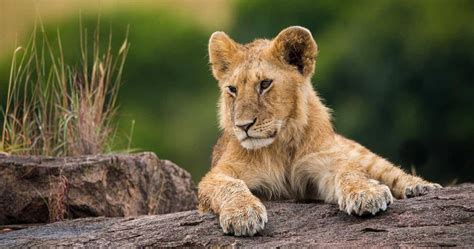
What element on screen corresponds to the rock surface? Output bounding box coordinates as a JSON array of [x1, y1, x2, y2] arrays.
[[0, 153, 197, 224], [0, 184, 472, 247]]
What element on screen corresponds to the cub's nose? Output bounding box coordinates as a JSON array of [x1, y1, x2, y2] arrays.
[[235, 118, 256, 132]]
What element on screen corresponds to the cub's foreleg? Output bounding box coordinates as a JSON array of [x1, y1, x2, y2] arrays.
[[292, 153, 393, 215], [197, 166, 267, 236], [334, 161, 394, 215]]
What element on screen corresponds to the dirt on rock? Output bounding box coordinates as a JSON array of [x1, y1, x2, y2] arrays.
[[0, 184, 472, 247]]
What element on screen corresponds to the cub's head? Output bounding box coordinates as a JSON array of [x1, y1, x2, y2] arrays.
[[209, 26, 318, 150]]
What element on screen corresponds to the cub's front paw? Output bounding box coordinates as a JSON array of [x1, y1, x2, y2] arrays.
[[339, 180, 393, 216], [219, 195, 267, 236], [403, 182, 442, 198]]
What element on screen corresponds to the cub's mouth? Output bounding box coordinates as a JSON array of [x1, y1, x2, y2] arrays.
[[239, 130, 278, 150], [233, 119, 284, 150], [242, 130, 278, 141]]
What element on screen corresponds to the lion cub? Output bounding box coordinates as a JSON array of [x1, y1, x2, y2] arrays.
[[198, 26, 441, 236]]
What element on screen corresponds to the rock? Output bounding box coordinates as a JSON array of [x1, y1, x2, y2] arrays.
[[0, 184, 472, 247], [0, 152, 197, 224]]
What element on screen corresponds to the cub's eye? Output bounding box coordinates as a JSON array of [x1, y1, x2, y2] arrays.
[[259, 79, 273, 94], [227, 85, 237, 96]]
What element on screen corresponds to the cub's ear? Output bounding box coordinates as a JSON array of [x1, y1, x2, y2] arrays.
[[270, 26, 318, 77], [208, 31, 242, 81]]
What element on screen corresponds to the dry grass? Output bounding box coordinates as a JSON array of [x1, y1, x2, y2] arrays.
[[48, 170, 69, 222], [0, 16, 130, 156]]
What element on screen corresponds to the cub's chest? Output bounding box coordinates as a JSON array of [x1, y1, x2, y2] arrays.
[[238, 156, 295, 200]]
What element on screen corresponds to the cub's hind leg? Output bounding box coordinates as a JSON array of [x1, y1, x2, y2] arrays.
[[336, 135, 442, 199], [363, 156, 441, 199]]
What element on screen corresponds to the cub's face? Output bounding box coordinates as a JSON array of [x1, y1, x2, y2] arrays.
[[208, 26, 318, 150], [220, 59, 297, 150]]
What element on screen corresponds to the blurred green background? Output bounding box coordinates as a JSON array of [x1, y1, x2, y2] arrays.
[[1, 0, 473, 184]]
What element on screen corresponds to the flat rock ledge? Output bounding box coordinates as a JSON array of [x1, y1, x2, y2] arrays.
[[0, 152, 197, 224], [1, 184, 472, 247]]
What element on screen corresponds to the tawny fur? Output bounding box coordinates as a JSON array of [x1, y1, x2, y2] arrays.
[[198, 26, 441, 237]]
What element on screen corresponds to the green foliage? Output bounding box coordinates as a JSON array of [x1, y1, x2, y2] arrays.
[[1, 1, 472, 183]]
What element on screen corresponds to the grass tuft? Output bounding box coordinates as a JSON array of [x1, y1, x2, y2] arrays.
[[0, 16, 130, 156]]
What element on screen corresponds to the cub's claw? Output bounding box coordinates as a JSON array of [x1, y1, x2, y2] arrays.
[[219, 196, 267, 236], [339, 180, 393, 216], [404, 182, 442, 198]]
